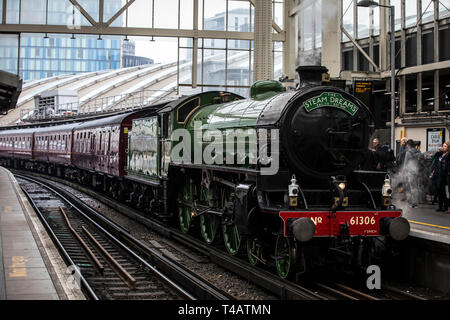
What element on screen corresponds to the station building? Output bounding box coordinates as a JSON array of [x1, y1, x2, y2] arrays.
[[0, 0, 448, 155], [294, 0, 450, 153]]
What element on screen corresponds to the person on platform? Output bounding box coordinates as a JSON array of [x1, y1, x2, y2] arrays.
[[396, 137, 408, 168], [371, 138, 381, 152], [369, 138, 382, 170], [435, 142, 450, 212], [429, 147, 444, 205], [398, 137, 408, 156], [370, 138, 395, 171]]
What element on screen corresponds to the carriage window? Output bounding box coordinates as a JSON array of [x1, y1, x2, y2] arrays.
[[106, 130, 111, 153]]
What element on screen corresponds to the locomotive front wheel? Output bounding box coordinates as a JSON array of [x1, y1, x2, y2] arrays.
[[275, 235, 295, 279], [247, 237, 262, 266], [222, 221, 241, 255]]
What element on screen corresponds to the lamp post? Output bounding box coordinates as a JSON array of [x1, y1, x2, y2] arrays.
[[357, 0, 396, 151]]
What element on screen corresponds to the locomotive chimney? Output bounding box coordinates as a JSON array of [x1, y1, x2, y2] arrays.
[[296, 65, 329, 89]]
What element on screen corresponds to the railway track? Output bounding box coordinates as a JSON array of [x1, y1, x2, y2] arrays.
[[12, 170, 429, 301], [309, 280, 427, 300], [16, 174, 232, 301], [13, 170, 324, 300], [381, 284, 427, 300]]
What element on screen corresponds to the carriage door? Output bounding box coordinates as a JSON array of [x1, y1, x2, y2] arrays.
[[159, 113, 171, 177], [106, 128, 111, 173]]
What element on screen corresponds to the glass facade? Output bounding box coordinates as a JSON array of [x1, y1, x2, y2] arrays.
[[178, 0, 283, 97], [18, 34, 121, 81], [440, 0, 450, 19], [0, 0, 122, 81], [0, 0, 284, 96]]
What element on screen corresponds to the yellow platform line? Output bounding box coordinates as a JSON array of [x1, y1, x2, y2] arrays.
[[408, 219, 450, 230]]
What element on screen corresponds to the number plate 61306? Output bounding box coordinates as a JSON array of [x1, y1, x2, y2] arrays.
[[350, 216, 376, 225]]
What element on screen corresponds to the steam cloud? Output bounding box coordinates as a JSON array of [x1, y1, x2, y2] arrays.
[[390, 151, 430, 211]]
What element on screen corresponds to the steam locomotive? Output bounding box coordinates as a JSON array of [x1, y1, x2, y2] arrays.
[[0, 66, 409, 279]]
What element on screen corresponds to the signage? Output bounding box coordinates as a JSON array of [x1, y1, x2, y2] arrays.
[[303, 92, 359, 116], [427, 128, 445, 152], [354, 81, 373, 110], [354, 81, 373, 94]]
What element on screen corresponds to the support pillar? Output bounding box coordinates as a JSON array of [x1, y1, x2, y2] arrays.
[[379, 0, 388, 71], [254, 0, 273, 81], [283, 0, 297, 80]]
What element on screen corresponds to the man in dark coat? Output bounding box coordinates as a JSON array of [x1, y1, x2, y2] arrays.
[[429, 148, 444, 204]]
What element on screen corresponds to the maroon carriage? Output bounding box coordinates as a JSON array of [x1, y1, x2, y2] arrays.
[[0, 128, 34, 160], [0, 130, 16, 160], [72, 112, 141, 177], [34, 123, 79, 165]]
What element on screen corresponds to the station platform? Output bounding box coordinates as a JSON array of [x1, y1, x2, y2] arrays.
[[393, 198, 450, 244], [0, 167, 84, 300]]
